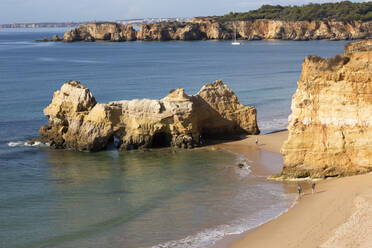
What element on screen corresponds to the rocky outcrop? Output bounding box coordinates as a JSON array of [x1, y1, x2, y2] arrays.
[[136, 22, 206, 41], [230, 19, 372, 41], [136, 20, 233, 40], [36, 34, 63, 42], [38, 80, 259, 152], [63, 22, 136, 42], [52, 35, 63, 41], [139, 18, 372, 41], [281, 40, 372, 178], [60, 19, 372, 42]]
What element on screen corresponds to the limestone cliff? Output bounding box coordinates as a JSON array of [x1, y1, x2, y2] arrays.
[[139, 18, 372, 41], [61, 19, 372, 42], [228, 19, 372, 41], [281, 40, 372, 178], [63, 22, 136, 42], [38, 80, 259, 152]]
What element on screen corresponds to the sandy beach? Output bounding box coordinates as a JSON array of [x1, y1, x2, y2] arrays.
[[212, 131, 372, 248]]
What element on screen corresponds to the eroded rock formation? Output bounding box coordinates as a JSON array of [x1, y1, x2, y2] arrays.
[[63, 22, 136, 42], [281, 40, 372, 178], [38, 80, 259, 151], [60, 19, 372, 42]]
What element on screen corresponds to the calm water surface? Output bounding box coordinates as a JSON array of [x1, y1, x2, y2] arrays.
[[0, 28, 348, 248]]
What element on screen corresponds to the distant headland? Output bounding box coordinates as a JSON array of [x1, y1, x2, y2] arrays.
[[0, 17, 188, 29], [35, 2, 372, 42]]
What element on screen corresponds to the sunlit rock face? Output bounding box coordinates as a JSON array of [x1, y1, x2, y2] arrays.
[[281, 40, 372, 178], [63, 23, 136, 42], [38, 80, 259, 152], [136, 19, 372, 41], [228, 19, 372, 41], [62, 20, 372, 42]]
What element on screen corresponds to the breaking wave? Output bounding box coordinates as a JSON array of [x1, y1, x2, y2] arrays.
[[8, 141, 48, 147], [152, 191, 297, 248], [259, 118, 288, 134]]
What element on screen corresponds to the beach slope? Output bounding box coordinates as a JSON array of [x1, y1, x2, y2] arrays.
[[226, 132, 372, 248]]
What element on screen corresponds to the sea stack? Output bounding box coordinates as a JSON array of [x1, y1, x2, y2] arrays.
[[38, 80, 259, 151], [281, 40, 372, 178]]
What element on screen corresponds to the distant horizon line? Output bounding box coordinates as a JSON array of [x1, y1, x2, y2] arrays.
[[0, 17, 192, 26]]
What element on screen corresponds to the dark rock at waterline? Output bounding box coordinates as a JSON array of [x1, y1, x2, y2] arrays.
[[36, 35, 63, 42], [52, 34, 63, 41]]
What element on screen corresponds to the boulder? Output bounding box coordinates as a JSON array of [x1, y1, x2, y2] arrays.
[[52, 34, 63, 41]]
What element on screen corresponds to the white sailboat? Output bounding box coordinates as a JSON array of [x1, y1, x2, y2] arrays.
[[232, 24, 241, 45]]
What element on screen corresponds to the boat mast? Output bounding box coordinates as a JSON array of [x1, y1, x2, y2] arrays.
[[234, 23, 237, 42]]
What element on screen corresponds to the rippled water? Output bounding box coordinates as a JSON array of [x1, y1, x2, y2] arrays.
[[1, 146, 295, 248], [0, 28, 348, 248]]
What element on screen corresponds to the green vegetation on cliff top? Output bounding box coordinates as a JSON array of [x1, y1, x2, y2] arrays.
[[218, 1, 372, 22]]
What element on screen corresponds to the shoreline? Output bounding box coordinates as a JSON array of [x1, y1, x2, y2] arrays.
[[210, 130, 372, 248]]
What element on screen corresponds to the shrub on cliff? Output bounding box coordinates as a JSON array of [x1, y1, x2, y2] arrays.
[[326, 55, 350, 70], [307, 55, 350, 70]]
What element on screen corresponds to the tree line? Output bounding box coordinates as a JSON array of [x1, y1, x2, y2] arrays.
[[218, 1, 372, 22]]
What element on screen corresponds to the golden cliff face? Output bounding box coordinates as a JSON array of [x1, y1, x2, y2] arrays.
[[231, 20, 372, 40], [281, 40, 372, 178], [63, 23, 136, 42], [136, 19, 372, 41], [62, 20, 372, 42], [38, 80, 259, 152]]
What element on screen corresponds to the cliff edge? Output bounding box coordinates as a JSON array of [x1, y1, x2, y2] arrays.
[[281, 40, 372, 178], [38, 80, 259, 152], [61, 19, 372, 42], [64, 22, 136, 42]]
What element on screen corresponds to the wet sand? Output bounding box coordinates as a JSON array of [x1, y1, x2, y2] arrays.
[[212, 131, 372, 248]]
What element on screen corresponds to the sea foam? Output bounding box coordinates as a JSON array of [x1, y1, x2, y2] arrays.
[[151, 151, 296, 248], [8, 141, 48, 147], [152, 191, 297, 248], [259, 118, 288, 133], [7, 141, 25, 147]]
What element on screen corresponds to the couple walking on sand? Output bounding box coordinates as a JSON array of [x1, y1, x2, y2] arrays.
[[297, 183, 316, 197]]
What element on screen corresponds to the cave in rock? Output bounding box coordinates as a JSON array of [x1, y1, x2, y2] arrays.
[[151, 132, 172, 148]]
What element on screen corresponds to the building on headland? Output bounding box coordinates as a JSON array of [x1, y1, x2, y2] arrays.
[[116, 17, 189, 26], [0, 22, 91, 28], [0, 18, 189, 29]]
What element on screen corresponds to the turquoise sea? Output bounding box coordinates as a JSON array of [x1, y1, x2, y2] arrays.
[[0, 28, 348, 248]]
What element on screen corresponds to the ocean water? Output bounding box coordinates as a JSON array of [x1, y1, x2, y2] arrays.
[[0, 28, 348, 248]]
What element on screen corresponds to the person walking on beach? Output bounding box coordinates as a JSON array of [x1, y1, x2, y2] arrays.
[[312, 182, 316, 194], [255, 137, 258, 145], [297, 184, 302, 197]]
